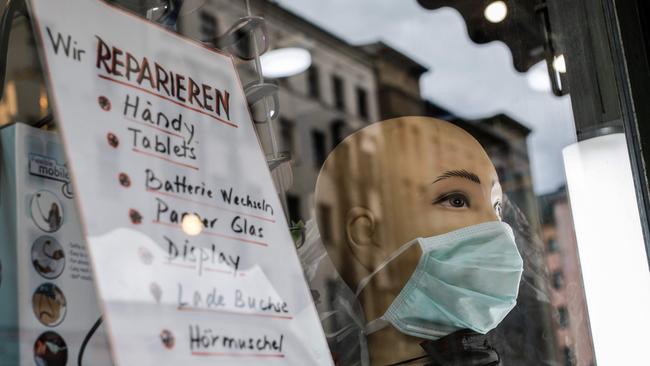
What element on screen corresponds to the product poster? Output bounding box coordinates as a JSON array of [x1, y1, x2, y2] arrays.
[[0, 123, 112, 366], [27, 0, 333, 364]]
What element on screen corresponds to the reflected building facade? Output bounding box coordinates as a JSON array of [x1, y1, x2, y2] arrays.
[[181, 1, 562, 364], [179, 0, 380, 225], [539, 187, 596, 366]]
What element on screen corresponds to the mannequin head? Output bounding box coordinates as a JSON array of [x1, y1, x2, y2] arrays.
[[315, 117, 503, 363]]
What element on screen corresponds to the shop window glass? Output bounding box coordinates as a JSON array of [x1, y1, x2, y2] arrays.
[[5, 1, 650, 365]]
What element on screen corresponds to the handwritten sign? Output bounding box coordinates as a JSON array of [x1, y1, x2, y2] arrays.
[[28, 0, 333, 364]]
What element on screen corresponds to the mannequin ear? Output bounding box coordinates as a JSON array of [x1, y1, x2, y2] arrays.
[[346, 206, 383, 271]]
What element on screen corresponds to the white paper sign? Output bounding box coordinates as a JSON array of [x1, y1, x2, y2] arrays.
[[28, 0, 333, 364]]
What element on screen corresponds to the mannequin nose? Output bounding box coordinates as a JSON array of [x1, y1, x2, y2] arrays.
[[479, 204, 500, 223]]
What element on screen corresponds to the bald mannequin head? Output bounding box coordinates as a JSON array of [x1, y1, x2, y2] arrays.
[[314, 117, 504, 364], [315, 117, 502, 320]]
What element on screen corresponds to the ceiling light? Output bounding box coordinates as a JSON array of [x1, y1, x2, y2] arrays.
[[484, 1, 508, 23], [181, 214, 203, 236], [261, 47, 312, 78]]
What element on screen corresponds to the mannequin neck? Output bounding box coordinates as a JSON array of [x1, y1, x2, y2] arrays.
[[367, 326, 425, 365], [358, 288, 425, 365]]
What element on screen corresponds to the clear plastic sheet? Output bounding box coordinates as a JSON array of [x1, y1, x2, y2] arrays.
[[298, 195, 558, 366]]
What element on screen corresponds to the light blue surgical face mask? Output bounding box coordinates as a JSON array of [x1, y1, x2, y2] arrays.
[[355, 221, 523, 340]]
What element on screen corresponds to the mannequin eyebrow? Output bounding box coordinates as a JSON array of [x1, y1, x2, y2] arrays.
[[432, 169, 481, 184]]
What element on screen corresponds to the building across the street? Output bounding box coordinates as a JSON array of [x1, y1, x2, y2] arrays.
[[179, 0, 380, 225], [177, 2, 565, 364], [539, 187, 596, 366]]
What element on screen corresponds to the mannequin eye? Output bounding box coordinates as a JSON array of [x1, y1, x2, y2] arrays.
[[434, 192, 470, 208]]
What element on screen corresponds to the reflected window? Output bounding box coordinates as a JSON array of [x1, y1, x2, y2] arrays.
[[330, 119, 345, 149], [287, 194, 301, 224], [548, 238, 560, 252], [552, 271, 564, 289], [558, 306, 570, 328], [356, 86, 368, 119], [312, 130, 327, 168], [317, 204, 333, 242], [308, 65, 320, 99], [280, 118, 295, 155], [563, 346, 574, 366], [325, 279, 339, 325], [199, 11, 218, 41], [332, 75, 345, 110]]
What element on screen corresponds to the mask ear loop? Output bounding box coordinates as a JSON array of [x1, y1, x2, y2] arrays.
[[354, 238, 420, 297], [364, 318, 389, 335], [353, 238, 421, 340], [324, 323, 356, 342], [320, 296, 371, 364]]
